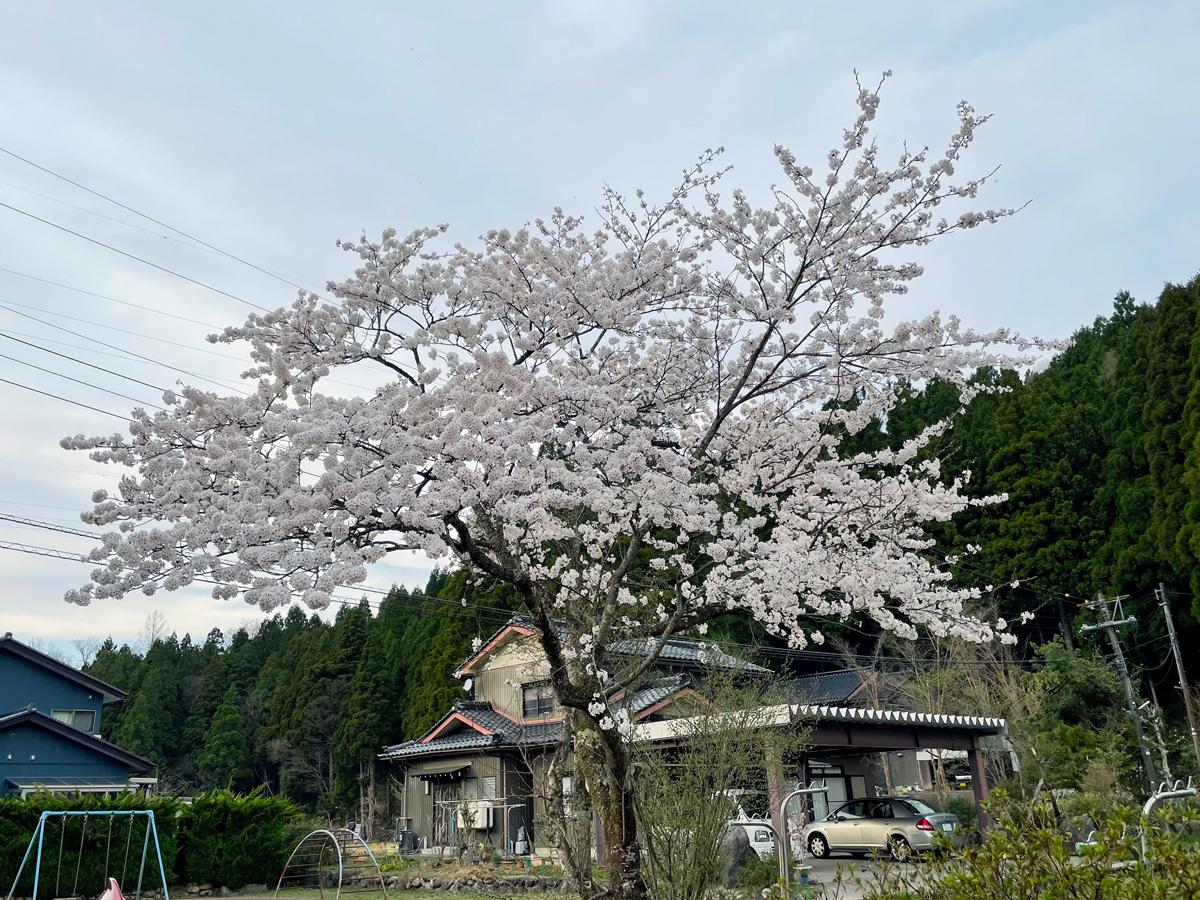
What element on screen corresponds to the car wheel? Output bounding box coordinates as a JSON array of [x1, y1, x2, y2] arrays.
[[888, 836, 912, 862], [807, 833, 830, 859]]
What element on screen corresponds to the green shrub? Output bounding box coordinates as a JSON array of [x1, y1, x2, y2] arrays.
[[944, 797, 977, 830], [865, 791, 1200, 900], [736, 850, 781, 890], [175, 789, 306, 889]]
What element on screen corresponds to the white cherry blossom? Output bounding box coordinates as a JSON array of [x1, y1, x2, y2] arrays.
[[63, 78, 1045, 888]]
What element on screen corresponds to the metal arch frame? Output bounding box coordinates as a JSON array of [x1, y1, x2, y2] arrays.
[[6, 810, 170, 900], [1140, 777, 1197, 863], [274, 828, 388, 900]]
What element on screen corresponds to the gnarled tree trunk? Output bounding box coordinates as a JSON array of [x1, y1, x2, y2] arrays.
[[574, 711, 646, 900]]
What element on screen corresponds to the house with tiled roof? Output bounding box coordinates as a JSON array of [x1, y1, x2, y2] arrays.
[[380, 617, 752, 851], [380, 618, 1008, 854]]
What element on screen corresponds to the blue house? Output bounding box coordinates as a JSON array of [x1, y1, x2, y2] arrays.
[[0, 632, 154, 798]]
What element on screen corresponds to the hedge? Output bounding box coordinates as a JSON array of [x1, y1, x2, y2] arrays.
[[176, 790, 305, 888], [0, 790, 305, 897]]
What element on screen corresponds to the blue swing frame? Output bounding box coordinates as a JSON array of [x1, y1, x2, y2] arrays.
[[5, 810, 171, 900]]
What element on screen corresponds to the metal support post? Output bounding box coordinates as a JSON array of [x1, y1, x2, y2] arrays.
[[1159, 583, 1200, 776], [1082, 593, 1157, 792], [9, 813, 46, 900], [136, 813, 151, 900], [32, 813, 46, 900], [149, 812, 171, 900], [780, 783, 828, 873]]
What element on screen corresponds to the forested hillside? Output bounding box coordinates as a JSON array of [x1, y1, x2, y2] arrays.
[[85, 570, 516, 815], [82, 273, 1200, 812], [913, 275, 1200, 653]]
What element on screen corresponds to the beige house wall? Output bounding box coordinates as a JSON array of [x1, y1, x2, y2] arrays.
[[476, 634, 554, 721]]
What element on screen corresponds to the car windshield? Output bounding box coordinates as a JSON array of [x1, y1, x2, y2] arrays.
[[899, 798, 937, 815]]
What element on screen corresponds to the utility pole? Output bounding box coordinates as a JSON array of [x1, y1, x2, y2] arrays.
[[1081, 593, 1157, 791], [1158, 582, 1200, 775]]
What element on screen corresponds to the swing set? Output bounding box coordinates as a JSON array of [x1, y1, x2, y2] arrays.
[[5, 810, 171, 900]]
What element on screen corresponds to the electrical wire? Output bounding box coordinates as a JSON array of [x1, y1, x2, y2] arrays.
[[0, 348, 163, 410], [0, 513, 97, 539], [0, 291, 377, 395], [0, 304, 252, 395], [0, 458, 121, 480], [1, 327, 251, 392], [0, 530, 512, 628], [0, 145, 328, 299], [0, 499, 98, 511], [0, 375, 132, 421], [0, 266, 221, 328], [0, 297, 250, 363], [0, 520, 1053, 670], [0, 199, 272, 313], [0, 330, 165, 392], [0, 179, 238, 258]]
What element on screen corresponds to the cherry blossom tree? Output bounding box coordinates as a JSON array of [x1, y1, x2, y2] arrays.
[[66, 76, 1039, 900]]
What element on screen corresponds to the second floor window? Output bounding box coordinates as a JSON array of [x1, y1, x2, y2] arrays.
[[51, 709, 96, 733], [522, 683, 555, 718]]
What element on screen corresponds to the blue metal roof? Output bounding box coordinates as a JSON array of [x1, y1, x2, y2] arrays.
[[0, 706, 154, 771], [0, 634, 127, 704]]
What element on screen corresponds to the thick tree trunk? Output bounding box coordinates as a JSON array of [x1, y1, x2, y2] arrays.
[[574, 713, 646, 900]]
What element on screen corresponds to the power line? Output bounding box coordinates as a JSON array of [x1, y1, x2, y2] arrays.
[[0, 330, 165, 392], [0, 348, 163, 410], [0, 375, 133, 421], [0, 499, 98, 511], [0, 458, 121, 480], [0, 179, 226, 255], [0, 512, 98, 539], [0, 538, 87, 562], [0, 199, 271, 313], [0, 531, 510, 627], [0, 296, 376, 396], [0, 297, 250, 362], [0, 266, 222, 328], [0, 305, 252, 396], [0, 145, 327, 300], [0, 522, 1055, 670], [2, 326, 251, 393]]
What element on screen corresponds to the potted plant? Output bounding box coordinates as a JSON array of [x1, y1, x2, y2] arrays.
[[492, 851, 502, 869]]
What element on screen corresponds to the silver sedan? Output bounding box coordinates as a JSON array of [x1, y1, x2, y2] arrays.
[[801, 797, 960, 860]]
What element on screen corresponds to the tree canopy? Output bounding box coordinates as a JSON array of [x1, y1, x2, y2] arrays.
[[63, 77, 1046, 899]]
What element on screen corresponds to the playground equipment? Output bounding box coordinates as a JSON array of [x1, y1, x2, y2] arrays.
[[275, 828, 388, 900], [1141, 777, 1198, 862], [5, 810, 170, 900]]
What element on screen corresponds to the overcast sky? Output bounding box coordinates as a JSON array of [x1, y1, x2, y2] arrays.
[[0, 0, 1195, 656]]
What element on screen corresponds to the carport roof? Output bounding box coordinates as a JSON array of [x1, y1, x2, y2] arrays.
[[633, 701, 1006, 748], [793, 704, 1006, 733]]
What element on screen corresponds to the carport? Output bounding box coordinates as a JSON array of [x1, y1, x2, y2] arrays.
[[636, 703, 1007, 833], [783, 705, 1006, 830]]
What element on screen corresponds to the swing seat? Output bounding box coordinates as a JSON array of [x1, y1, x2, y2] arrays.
[[98, 877, 126, 900]]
